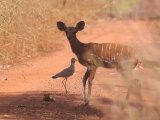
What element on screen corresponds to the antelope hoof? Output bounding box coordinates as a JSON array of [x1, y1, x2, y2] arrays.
[[84, 101, 89, 106], [82, 101, 89, 106], [83, 99, 89, 106]]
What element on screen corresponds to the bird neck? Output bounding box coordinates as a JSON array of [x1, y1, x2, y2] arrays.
[[70, 62, 75, 68]]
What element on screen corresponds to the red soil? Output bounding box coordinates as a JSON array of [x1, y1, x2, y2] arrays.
[[0, 20, 159, 120]]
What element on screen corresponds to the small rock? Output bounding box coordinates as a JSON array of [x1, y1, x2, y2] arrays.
[[43, 94, 55, 102]]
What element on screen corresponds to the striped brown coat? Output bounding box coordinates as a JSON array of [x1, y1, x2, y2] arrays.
[[78, 42, 138, 70]]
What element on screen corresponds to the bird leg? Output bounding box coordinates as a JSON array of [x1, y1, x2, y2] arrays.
[[62, 78, 65, 87], [62, 78, 68, 94], [64, 78, 68, 94]]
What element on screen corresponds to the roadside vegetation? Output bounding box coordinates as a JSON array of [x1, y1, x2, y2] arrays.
[[0, 0, 159, 65]]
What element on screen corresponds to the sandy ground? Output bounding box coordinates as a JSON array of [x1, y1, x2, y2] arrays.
[[0, 19, 159, 120]]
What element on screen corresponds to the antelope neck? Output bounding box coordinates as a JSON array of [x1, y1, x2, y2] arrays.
[[67, 34, 84, 55]]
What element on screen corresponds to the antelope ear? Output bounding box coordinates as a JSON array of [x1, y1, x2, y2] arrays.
[[57, 21, 66, 31], [76, 21, 85, 31]]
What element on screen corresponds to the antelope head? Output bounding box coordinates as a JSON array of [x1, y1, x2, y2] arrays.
[[57, 21, 85, 41]]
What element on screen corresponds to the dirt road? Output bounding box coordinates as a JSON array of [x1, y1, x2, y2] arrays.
[[0, 20, 159, 120]]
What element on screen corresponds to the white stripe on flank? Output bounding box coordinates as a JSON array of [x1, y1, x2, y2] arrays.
[[127, 46, 130, 57], [105, 44, 109, 57], [101, 44, 103, 58], [108, 44, 111, 60], [90, 53, 111, 64], [114, 44, 117, 60], [97, 44, 99, 51], [120, 46, 124, 56]]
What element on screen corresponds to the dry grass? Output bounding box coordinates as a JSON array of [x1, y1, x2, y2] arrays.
[[0, 0, 108, 65], [0, 0, 160, 65]]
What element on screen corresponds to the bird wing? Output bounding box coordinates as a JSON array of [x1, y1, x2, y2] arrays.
[[53, 67, 74, 78]]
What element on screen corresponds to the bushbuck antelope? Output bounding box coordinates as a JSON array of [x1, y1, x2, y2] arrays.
[[57, 21, 141, 105]]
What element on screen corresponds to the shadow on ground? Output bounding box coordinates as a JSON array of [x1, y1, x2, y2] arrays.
[[0, 91, 103, 120], [0, 92, 159, 120]]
